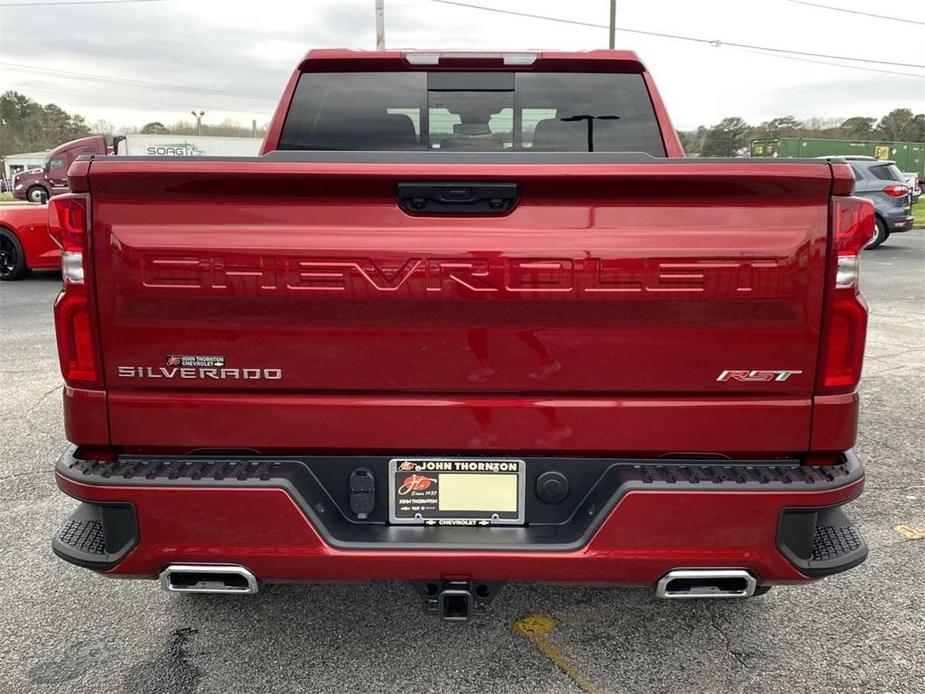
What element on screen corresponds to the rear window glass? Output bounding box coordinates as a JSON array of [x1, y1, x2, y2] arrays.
[[278, 71, 665, 156], [869, 164, 903, 181]]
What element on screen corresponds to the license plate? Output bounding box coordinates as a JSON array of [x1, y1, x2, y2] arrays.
[[389, 458, 525, 526]]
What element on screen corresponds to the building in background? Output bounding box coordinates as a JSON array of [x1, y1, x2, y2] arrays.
[[2, 150, 49, 181]]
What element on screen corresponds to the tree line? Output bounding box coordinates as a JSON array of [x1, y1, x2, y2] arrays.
[[681, 109, 925, 157], [0, 91, 266, 161], [3, 90, 923, 162], [0, 91, 91, 161]]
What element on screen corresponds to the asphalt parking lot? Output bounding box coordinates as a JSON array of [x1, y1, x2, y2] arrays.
[[1, 231, 923, 694]]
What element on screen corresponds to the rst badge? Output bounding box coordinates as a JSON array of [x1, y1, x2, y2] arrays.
[[717, 369, 803, 383]]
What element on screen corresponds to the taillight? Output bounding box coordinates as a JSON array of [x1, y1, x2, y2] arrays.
[[882, 185, 908, 198], [48, 193, 88, 285], [49, 194, 101, 388], [817, 196, 874, 394]]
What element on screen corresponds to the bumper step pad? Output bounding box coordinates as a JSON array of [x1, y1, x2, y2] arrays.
[[52, 502, 138, 570], [778, 506, 868, 576], [58, 517, 106, 557], [812, 524, 865, 563]]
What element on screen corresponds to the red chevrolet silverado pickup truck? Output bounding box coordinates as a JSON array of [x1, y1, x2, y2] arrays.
[[50, 49, 872, 619]]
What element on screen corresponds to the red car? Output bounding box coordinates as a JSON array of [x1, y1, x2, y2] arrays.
[[50, 50, 871, 620], [0, 204, 60, 280]]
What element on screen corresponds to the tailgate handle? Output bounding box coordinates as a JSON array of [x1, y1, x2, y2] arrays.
[[397, 182, 517, 215]]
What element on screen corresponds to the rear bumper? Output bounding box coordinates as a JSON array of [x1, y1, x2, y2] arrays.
[[886, 215, 914, 232], [53, 448, 867, 586]]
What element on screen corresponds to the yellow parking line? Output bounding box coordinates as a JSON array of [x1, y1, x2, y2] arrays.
[[893, 525, 925, 540], [514, 614, 597, 693]]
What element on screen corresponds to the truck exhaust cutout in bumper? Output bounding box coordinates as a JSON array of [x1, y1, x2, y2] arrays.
[[655, 569, 757, 599], [159, 564, 259, 595]]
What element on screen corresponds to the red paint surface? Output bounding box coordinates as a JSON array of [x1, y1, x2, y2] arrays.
[[63, 387, 108, 445], [104, 391, 815, 453], [57, 472, 863, 584], [811, 392, 859, 451], [0, 204, 59, 270], [82, 159, 835, 454]]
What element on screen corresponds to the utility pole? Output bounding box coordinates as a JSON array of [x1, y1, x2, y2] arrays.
[[376, 0, 385, 50], [608, 0, 616, 49], [191, 110, 204, 136]]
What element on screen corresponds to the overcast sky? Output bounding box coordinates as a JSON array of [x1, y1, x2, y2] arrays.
[[0, 0, 922, 131]]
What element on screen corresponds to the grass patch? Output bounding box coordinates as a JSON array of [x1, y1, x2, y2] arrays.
[[0, 191, 12, 202], [912, 199, 924, 227]]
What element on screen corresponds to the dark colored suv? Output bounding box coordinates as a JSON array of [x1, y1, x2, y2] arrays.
[[843, 157, 914, 249]]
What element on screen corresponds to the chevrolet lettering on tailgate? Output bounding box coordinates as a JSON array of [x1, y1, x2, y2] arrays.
[[141, 254, 783, 296]]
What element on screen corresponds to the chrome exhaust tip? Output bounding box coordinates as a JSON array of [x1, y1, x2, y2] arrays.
[[656, 569, 756, 599], [159, 564, 259, 594]]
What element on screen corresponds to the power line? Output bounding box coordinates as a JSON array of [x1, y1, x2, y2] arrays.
[[8, 84, 230, 112], [786, 1, 925, 27], [739, 48, 925, 78], [429, 0, 647, 30], [0, 0, 168, 7], [427, 0, 925, 71], [0, 62, 277, 101]]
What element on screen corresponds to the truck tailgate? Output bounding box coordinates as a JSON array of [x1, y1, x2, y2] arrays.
[[84, 158, 833, 454]]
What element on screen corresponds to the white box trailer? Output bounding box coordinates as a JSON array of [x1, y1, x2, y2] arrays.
[[113, 134, 263, 157]]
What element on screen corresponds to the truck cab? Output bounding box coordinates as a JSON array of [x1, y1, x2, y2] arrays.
[[13, 135, 106, 203]]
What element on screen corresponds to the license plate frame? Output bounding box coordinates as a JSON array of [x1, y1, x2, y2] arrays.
[[388, 458, 525, 526]]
